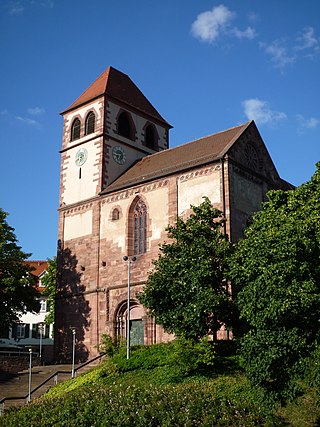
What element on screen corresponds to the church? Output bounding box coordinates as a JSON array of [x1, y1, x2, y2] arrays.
[[54, 66, 293, 362]]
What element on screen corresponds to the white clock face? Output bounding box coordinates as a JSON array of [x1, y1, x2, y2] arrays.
[[75, 148, 88, 166], [112, 146, 126, 165]]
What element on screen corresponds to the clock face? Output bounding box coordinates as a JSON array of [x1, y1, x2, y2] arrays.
[[112, 146, 126, 165], [75, 148, 88, 166]]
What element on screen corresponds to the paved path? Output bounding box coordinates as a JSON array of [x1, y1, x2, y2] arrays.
[[0, 362, 96, 411]]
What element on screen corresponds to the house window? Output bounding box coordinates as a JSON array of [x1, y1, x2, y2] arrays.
[[17, 324, 26, 339], [40, 299, 47, 312], [133, 199, 147, 255], [71, 118, 81, 141], [0, 325, 9, 339], [32, 323, 44, 338], [118, 111, 134, 139], [85, 111, 95, 135]]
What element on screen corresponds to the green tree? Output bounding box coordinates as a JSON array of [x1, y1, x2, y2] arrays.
[[0, 209, 40, 329], [139, 197, 232, 341], [42, 256, 57, 325], [229, 163, 320, 401]]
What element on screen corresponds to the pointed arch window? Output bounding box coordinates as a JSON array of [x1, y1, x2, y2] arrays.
[[133, 199, 147, 255], [71, 118, 81, 141], [85, 111, 95, 135]]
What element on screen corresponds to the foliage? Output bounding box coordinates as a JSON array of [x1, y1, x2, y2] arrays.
[[0, 379, 274, 427], [41, 256, 57, 325], [2, 342, 320, 426], [110, 338, 216, 376], [229, 162, 320, 401], [139, 197, 232, 341], [171, 337, 217, 375], [1, 370, 277, 426], [0, 208, 40, 329], [96, 333, 127, 357]]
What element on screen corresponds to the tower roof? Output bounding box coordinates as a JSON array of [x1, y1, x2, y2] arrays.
[[62, 66, 171, 127]]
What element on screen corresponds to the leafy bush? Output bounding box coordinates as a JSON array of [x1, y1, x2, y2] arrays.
[[170, 337, 217, 375], [0, 375, 278, 426], [111, 342, 174, 372], [96, 333, 125, 357], [2, 342, 319, 426]]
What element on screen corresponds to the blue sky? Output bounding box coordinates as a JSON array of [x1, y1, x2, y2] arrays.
[[1, 0, 319, 260]]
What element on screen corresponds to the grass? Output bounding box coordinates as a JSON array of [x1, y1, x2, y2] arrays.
[[1, 341, 320, 426]]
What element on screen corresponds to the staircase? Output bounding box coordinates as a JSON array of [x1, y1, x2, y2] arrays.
[[0, 355, 105, 414]]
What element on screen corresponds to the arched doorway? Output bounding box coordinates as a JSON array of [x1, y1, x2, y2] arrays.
[[115, 301, 144, 346]]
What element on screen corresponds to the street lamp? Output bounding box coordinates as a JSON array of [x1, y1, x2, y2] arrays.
[[27, 348, 32, 403], [71, 327, 76, 378], [123, 256, 136, 359], [39, 323, 44, 365]]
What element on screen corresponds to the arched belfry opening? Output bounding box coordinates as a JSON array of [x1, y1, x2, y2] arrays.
[[117, 110, 136, 140], [114, 301, 144, 346], [144, 123, 159, 150]]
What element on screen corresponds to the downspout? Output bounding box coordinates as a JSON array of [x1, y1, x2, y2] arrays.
[[96, 201, 101, 353], [220, 155, 230, 340], [176, 176, 179, 218]]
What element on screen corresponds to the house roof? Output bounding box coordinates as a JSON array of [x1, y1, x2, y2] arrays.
[[102, 121, 252, 194], [24, 260, 48, 277], [23, 260, 48, 292], [62, 66, 171, 127]]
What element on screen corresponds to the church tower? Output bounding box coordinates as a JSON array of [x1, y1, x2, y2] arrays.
[[55, 67, 171, 362], [59, 66, 171, 207]]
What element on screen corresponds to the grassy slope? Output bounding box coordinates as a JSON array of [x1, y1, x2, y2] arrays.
[[1, 343, 319, 427]]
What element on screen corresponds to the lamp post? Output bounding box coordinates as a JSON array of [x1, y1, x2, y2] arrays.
[[71, 327, 76, 378], [39, 323, 44, 365], [27, 348, 32, 403], [123, 256, 136, 359]]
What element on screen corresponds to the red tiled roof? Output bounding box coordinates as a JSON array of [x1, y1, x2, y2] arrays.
[[23, 260, 48, 292], [24, 260, 48, 277], [102, 121, 252, 194], [62, 66, 171, 127]]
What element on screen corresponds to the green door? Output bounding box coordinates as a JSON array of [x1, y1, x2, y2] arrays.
[[130, 320, 144, 346]]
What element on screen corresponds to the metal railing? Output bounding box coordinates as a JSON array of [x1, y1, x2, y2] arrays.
[[0, 352, 106, 415]]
